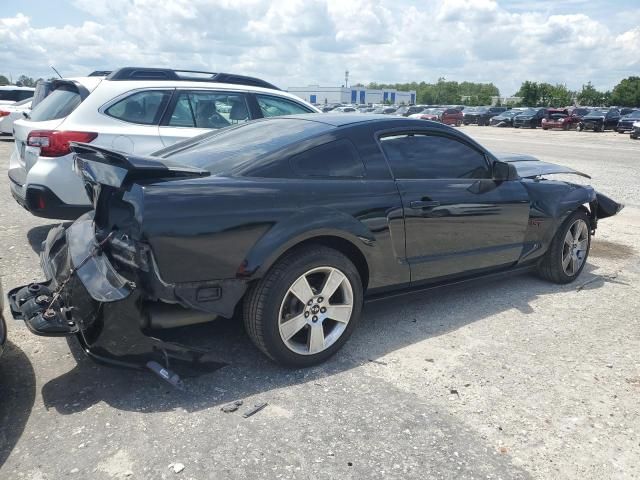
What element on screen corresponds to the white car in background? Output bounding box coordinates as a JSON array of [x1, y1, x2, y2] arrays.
[[0, 85, 34, 105], [8, 67, 319, 219], [0, 98, 32, 135]]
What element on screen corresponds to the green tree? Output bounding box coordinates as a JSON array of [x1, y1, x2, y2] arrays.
[[16, 75, 36, 87], [610, 76, 640, 107], [0, 75, 9, 85], [577, 82, 606, 106], [515, 81, 539, 106], [365, 79, 498, 105]]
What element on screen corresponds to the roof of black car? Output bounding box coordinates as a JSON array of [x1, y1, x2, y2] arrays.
[[277, 113, 442, 128]]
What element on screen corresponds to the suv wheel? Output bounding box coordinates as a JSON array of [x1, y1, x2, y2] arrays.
[[244, 246, 363, 367], [537, 210, 591, 284]]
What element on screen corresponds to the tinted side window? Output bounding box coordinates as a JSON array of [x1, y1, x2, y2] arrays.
[[289, 139, 365, 178], [105, 90, 172, 125], [256, 94, 314, 117], [167, 91, 250, 128], [380, 133, 490, 180]]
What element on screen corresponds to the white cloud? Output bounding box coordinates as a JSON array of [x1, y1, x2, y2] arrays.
[[0, 0, 638, 95]]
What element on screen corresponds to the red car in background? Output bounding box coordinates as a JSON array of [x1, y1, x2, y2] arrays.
[[541, 108, 584, 130], [409, 108, 463, 126]]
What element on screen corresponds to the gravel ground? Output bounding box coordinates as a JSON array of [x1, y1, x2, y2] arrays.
[[0, 127, 639, 480]]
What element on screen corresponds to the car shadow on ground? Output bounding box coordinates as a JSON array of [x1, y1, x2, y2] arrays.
[[37, 254, 628, 418], [0, 341, 37, 466]]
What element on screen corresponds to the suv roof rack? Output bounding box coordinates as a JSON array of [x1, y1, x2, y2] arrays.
[[88, 70, 113, 77], [106, 67, 280, 90]]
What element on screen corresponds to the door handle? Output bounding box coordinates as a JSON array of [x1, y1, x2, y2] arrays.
[[410, 200, 440, 209]]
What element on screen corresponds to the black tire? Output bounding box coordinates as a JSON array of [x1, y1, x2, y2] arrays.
[[537, 210, 591, 284], [243, 245, 363, 367]]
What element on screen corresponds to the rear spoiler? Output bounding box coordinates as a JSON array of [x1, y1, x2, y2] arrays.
[[497, 153, 590, 179], [70, 142, 209, 188]]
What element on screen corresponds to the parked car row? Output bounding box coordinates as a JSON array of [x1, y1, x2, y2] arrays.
[[319, 102, 639, 139]]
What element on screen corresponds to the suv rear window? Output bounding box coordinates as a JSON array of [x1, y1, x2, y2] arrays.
[[29, 87, 81, 121]]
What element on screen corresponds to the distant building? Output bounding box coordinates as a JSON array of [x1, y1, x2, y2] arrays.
[[288, 85, 417, 105], [491, 96, 522, 106]]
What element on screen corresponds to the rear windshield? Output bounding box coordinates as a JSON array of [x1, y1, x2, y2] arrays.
[[29, 86, 81, 121], [159, 117, 332, 175]]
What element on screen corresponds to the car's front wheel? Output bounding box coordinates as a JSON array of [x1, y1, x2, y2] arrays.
[[537, 210, 591, 284], [244, 245, 363, 367]]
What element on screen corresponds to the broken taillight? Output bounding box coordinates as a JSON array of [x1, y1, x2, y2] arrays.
[[27, 130, 98, 158]]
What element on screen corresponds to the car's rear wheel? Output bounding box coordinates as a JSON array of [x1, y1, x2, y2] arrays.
[[537, 210, 591, 284], [243, 245, 363, 367]]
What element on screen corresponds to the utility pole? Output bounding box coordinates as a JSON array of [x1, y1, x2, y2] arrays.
[[345, 70, 349, 88]]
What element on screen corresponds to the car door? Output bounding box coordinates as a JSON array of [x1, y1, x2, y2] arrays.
[[378, 130, 530, 283], [606, 110, 620, 129], [158, 90, 251, 147]]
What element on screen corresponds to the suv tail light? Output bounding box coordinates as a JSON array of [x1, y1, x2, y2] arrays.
[[27, 130, 98, 157], [0, 110, 10, 117]]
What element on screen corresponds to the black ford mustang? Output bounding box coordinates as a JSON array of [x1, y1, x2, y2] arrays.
[[8, 115, 622, 378]]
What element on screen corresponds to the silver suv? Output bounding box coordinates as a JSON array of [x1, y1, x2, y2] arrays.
[[9, 67, 318, 219]]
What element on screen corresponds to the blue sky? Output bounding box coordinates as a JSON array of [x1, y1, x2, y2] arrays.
[[1, 0, 639, 95]]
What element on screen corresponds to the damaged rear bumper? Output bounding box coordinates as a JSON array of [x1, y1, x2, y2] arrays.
[[7, 215, 229, 371]]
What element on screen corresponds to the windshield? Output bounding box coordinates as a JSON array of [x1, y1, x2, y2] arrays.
[[29, 86, 81, 121], [159, 117, 333, 175], [625, 110, 640, 118]]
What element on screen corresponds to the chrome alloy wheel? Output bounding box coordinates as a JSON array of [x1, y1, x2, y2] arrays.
[[562, 219, 589, 276], [278, 266, 354, 355]]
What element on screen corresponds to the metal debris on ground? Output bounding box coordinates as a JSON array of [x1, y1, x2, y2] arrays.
[[243, 402, 268, 418], [169, 463, 185, 473], [221, 400, 243, 413], [368, 359, 387, 365]]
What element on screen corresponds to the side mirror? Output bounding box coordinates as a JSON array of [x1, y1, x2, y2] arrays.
[[492, 160, 518, 181]]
